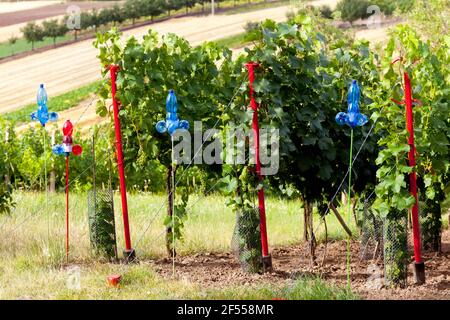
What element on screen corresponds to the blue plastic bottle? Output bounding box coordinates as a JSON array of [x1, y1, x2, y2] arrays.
[[37, 84, 48, 107]]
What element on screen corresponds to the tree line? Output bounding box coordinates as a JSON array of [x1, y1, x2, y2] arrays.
[[17, 0, 258, 51]]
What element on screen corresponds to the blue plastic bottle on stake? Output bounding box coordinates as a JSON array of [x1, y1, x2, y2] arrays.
[[31, 84, 58, 127], [156, 90, 189, 136], [37, 84, 48, 106], [335, 80, 368, 129]]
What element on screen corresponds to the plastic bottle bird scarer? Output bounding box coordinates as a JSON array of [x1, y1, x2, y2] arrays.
[[31, 84, 58, 127], [156, 90, 189, 135], [334, 79, 368, 290], [155, 90, 189, 276], [335, 80, 368, 129], [52, 120, 83, 157], [51, 120, 82, 261]]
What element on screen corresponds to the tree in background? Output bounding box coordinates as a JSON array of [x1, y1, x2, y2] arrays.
[[407, 0, 449, 45], [124, 0, 142, 25], [98, 7, 114, 27], [89, 9, 101, 32], [8, 35, 18, 55], [109, 4, 126, 26], [80, 12, 94, 31], [372, 0, 396, 16], [336, 0, 417, 23], [336, 0, 370, 24], [21, 22, 45, 50], [184, 0, 197, 14], [43, 19, 67, 46], [142, 0, 165, 21], [319, 5, 333, 19], [165, 0, 184, 16]]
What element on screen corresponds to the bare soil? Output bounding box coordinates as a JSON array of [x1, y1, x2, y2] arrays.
[[0, 5, 292, 114], [0, 0, 391, 116], [152, 229, 450, 300], [0, 1, 55, 14], [0, 1, 118, 27]]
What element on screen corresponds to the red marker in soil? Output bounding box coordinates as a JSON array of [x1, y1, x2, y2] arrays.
[[52, 120, 83, 262], [110, 65, 135, 262], [391, 61, 425, 284], [245, 62, 272, 272], [107, 274, 122, 287]]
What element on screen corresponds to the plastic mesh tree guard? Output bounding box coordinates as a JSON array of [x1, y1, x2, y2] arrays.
[[383, 214, 408, 287], [88, 189, 117, 260], [231, 207, 263, 273], [419, 195, 443, 252], [360, 200, 383, 260]]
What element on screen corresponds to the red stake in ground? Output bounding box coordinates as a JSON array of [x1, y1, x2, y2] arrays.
[[52, 120, 83, 262], [65, 156, 69, 261], [403, 71, 425, 283], [391, 66, 425, 284], [110, 65, 135, 261], [245, 62, 272, 272]]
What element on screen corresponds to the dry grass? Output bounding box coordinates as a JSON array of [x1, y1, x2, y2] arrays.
[[0, 191, 358, 299]]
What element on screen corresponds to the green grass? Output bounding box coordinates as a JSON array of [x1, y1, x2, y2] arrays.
[[6, 81, 101, 124], [442, 194, 450, 229], [3, 33, 247, 124], [0, 191, 359, 299], [5, 30, 251, 122], [0, 35, 73, 59], [215, 32, 250, 48], [1, 0, 282, 123], [224, 0, 290, 15], [0, 192, 359, 259], [0, 0, 287, 60], [0, 262, 357, 299]]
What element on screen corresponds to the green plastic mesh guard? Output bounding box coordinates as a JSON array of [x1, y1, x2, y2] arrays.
[[88, 189, 117, 260], [231, 207, 263, 273], [383, 214, 408, 287], [360, 200, 383, 260], [419, 197, 442, 252]]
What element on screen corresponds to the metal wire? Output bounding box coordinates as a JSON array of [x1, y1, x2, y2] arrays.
[[132, 75, 248, 252], [312, 118, 378, 238], [3, 126, 114, 235], [74, 96, 98, 127]]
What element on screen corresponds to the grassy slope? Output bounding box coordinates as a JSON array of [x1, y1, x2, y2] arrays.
[[215, 31, 249, 48], [0, 34, 72, 59], [6, 81, 101, 123], [2, 1, 280, 120], [0, 262, 357, 299], [0, 191, 358, 299], [5, 33, 250, 122], [4, 32, 249, 122]]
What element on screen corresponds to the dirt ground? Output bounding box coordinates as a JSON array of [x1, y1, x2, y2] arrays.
[[0, 5, 294, 114], [0, 0, 396, 116], [0, 1, 120, 41], [152, 229, 450, 300], [0, 1, 55, 14], [0, 1, 118, 27]]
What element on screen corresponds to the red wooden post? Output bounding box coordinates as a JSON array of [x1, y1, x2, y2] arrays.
[[109, 65, 135, 261], [65, 156, 69, 262], [245, 62, 272, 272], [404, 71, 425, 284]]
